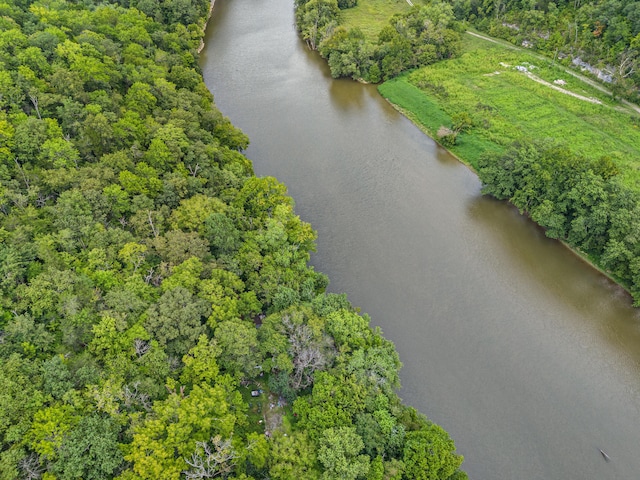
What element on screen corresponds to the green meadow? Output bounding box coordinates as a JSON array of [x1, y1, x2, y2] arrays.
[[339, 0, 419, 40], [379, 33, 640, 187]]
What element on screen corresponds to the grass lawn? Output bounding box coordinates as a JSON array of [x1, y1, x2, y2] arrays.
[[339, 0, 422, 41], [379, 32, 640, 187]]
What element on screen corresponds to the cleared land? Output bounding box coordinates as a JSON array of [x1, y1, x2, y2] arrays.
[[379, 33, 640, 187], [339, 0, 419, 40]]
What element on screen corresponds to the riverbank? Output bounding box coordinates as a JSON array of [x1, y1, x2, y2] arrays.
[[380, 84, 634, 300], [378, 32, 640, 304], [379, 34, 640, 181], [197, 0, 216, 54], [200, 1, 640, 476]]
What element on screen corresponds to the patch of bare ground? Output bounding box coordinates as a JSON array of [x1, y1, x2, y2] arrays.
[[263, 393, 286, 437]]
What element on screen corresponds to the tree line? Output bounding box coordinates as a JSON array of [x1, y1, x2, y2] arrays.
[[294, 0, 464, 81], [477, 139, 640, 304], [0, 0, 466, 478]]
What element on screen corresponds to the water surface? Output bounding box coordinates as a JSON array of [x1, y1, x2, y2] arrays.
[[200, 2, 640, 478]]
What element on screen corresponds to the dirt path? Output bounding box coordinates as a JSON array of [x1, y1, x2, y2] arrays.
[[466, 30, 640, 115], [524, 71, 602, 104]]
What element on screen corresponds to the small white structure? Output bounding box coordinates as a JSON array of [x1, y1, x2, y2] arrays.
[[553, 79, 567, 86], [516, 65, 528, 72]]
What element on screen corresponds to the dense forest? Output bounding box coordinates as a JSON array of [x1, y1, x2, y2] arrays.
[[0, 0, 468, 478]]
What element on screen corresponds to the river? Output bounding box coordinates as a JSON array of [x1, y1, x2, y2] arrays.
[[199, 1, 640, 478]]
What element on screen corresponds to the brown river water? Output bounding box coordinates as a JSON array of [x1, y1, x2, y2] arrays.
[[200, 1, 640, 478]]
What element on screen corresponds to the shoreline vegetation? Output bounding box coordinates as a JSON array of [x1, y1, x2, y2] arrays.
[[376, 78, 627, 298], [196, 0, 217, 54], [376, 34, 637, 301], [294, 0, 640, 305], [0, 0, 468, 479]]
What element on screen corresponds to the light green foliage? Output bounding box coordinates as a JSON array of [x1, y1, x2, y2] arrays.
[[269, 431, 320, 480], [338, 0, 413, 41], [125, 383, 245, 479], [402, 425, 464, 480], [317, 426, 370, 480], [119, 163, 163, 197], [125, 82, 157, 116], [90, 316, 147, 360], [294, 371, 366, 439], [26, 404, 79, 460], [198, 268, 261, 328], [234, 176, 293, 223], [369, 455, 384, 480], [0, 0, 465, 478], [170, 194, 226, 231], [181, 334, 220, 385], [214, 319, 261, 377], [326, 309, 373, 351], [161, 256, 204, 292], [245, 431, 270, 470]]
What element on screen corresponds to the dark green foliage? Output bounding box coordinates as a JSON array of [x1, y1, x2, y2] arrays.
[[204, 212, 241, 256], [144, 286, 210, 357], [295, 0, 340, 50], [337, 0, 357, 8], [0, 0, 466, 478], [52, 415, 123, 480], [478, 139, 640, 303], [305, 1, 462, 81]]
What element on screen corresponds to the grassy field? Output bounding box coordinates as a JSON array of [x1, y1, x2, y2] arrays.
[[379, 33, 640, 186], [339, 0, 420, 40]]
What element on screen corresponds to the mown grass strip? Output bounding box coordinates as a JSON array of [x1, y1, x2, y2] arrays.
[[379, 77, 505, 168]]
